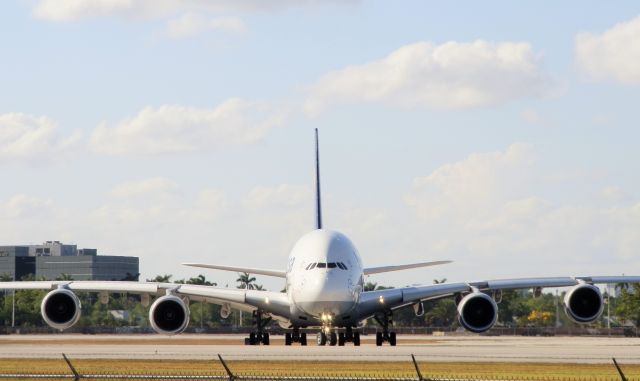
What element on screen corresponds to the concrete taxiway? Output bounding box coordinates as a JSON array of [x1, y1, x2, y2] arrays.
[[0, 334, 638, 364]]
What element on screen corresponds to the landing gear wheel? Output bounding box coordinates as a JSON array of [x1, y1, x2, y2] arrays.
[[317, 332, 327, 346], [353, 332, 361, 346], [329, 332, 337, 346], [285, 333, 292, 346], [249, 332, 257, 345], [338, 332, 345, 346], [389, 332, 396, 346], [376, 332, 383, 346], [261, 332, 269, 345], [300, 332, 307, 346]]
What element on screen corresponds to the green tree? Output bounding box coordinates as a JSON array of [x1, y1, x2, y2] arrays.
[[616, 284, 640, 327], [147, 274, 172, 283], [187, 274, 216, 286], [236, 273, 257, 290]]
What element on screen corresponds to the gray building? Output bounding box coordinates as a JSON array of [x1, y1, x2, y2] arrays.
[[0, 242, 139, 281], [0, 246, 36, 280], [36, 255, 139, 281]]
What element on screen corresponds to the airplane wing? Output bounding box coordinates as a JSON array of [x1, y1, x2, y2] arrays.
[[363, 260, 452, 275], [0, 281, 290, 317], [182, 263, 286, 278], [357, 275, 640, 320]]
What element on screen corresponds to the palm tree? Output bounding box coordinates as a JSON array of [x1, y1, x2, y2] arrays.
[[236, 273, 257, 290], [147, 274, 172, 283], [187, 274, 216, 286]]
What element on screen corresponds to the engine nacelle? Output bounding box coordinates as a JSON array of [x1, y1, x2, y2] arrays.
[[41, 288, 81, 330], [564, 283, 603, 324], [457, 292, 498, 333], [149, 295, 190, 335]]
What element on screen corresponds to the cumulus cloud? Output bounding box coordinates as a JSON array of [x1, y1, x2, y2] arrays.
[[90, 98, 286, 156], [576, 15, 640, 84], [109, 177, 178, 199], [305, 40, 554, 113], [243, 184, 310, 210], [32, 0, 350, 22], [403, 143, 640, 274], [167, 14, 245, 38], [0, 194, 54, 219], [406, 143, 536, 220], [0, 113, 81, 164]]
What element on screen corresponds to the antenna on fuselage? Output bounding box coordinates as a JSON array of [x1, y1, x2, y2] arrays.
[[314, 128, 323, 230]]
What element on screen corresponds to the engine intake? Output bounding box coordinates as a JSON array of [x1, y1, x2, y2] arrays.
[[457, 292, 498, 333], [41, 288, 81, 330], [564, 284, 603, 323], [149, 295, 190, 334]]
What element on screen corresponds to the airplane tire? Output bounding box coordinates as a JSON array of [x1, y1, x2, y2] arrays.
[[338, 332, 345, 346], [249, 332, 256, 345], [262, 332, 270, 345], [389, 332, 396, 346], [376, 332, 383, 346], [353, 332, 360, 346], [285, 333, 292, 346], [301, 333, 307, 346], [329, 332, 337, 346], [317, 332, 327, 346]]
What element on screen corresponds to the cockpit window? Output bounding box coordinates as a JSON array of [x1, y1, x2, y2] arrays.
[[327, 262, 337, 268], [310, 263, 316, 269], [337, 262, 347, 270], [317, 262, 327, 268]]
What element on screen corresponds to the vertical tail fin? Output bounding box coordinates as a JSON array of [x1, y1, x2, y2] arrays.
[[314, 128, 323, 230]]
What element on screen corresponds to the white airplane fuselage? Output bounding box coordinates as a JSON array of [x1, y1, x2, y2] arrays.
[[286, 229, 364, 325]]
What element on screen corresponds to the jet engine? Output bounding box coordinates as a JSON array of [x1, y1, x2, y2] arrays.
[[149, 295, 190, 334], [563, 283, 603, 324], [41, 288, 81, 330], [457, 292, 498, 333]]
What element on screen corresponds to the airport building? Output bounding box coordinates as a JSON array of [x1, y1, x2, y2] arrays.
[[0, 241, 139, 281]]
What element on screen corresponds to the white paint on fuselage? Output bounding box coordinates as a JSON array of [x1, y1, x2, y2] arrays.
[[286, 229, 363, 320]]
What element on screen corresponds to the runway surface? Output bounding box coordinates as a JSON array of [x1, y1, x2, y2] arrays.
[[0, 334, 639, 364]]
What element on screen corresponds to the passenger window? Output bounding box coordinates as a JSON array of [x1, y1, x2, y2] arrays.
[[328, 263, 337, 268], [317, 263, 326, 268]]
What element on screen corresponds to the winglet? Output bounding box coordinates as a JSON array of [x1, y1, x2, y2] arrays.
[[314, 128, 323, 230]]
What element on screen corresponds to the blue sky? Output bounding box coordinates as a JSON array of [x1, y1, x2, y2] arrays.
[[1, 1, 639, 290]]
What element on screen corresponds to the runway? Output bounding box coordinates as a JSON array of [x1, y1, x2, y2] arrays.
[[0, 334, 639, 364]]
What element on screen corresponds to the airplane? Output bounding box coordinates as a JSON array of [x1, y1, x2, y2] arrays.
[[1, 129, 639, 347]]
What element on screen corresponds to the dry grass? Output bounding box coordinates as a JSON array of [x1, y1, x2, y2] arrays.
[[0, 359, 638, 380]]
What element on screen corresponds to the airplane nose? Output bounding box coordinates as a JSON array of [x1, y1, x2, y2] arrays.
[[296, 270, 356, 318]]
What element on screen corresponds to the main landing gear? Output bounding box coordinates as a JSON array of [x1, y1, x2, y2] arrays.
[[285, 327, 308, 346], [316, 327, 361, 346], [245, 310, 272, 345], [374, 310, 396, 346]]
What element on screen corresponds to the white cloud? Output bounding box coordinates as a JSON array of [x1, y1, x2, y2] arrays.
[[167, 14, 245, 39], [576, 15, 640, 84], [0, 113, 81, 164], [0, 194, 54, 219], [90, 99, 286, 156], [109, 177, 178, 199], [403, 143, 640, 275], [405, 143, 536, 220], [305, 40, 553, 114], [32, 0, 351, 22], [243, 184, 310, 210]]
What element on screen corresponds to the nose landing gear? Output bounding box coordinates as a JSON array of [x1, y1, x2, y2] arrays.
[[316, 327, 360, 346], [374, 310, 396, 346]]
